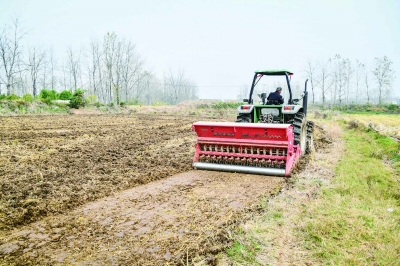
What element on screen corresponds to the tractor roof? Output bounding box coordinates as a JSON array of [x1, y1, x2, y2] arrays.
[[255, 69, 293, 76]]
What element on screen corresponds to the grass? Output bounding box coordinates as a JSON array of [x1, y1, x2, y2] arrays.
[[340, 113, 400, 128], [226, 240, 262, 265], [300, 123, 399, 265], [195, 101, 242, 110], [311, 103, 400, 114], [221, 115, 399, 265]]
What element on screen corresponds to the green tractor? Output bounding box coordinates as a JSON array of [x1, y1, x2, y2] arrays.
[[236, 69, 314, 155]]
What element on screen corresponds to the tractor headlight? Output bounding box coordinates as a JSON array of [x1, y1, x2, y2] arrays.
[[261, 108, 279, 116]]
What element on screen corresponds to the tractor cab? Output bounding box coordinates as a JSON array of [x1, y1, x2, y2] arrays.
[[237, 69, 308, 124]]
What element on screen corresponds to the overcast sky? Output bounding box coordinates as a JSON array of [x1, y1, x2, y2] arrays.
[[1, 0, 399, 99]]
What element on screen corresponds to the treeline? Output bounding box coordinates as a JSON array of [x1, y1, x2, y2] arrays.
[[0, 18, 198, 105], [305, 55, 396, 105]]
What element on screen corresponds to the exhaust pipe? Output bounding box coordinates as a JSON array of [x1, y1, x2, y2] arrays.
[[303, 79, 309, 117], [193, 162, 286, 177]]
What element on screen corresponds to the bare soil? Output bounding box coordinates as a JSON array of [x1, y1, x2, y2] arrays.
[[0, 113, 288, 265], [1, 171, 284, 265], [0, 114, 205, 231]]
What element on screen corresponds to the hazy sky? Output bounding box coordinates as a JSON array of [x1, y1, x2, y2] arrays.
[[1, 0, 399, 99]]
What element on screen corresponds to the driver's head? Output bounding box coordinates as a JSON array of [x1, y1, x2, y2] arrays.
[[276, 87, 282, 94]]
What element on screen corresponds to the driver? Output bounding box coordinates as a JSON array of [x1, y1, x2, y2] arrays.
[[267, 87, 284, 105]]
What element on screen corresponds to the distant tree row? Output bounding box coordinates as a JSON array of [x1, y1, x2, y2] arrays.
[[0, 18, 198, 104], [305, 55, 396, 105], [237, 56, 396, 106]]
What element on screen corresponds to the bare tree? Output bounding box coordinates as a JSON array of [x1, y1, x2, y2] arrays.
[[164, 68, 198, 104], [0, 18, 27, 95], [354, 60, 363, 103], [88, 38, 102, 97], [315, 58, 334, 104], [331, 55, 347, 105], [15, 62, 28, 95], [166, 68, 186, 104], [359, 63, 372, 103], [373, 56, 395, 104], [236, 85, 249, 101], [60, 63, 69, 91], [103, 32, 117, 103], [28, 46, 45, 96], [39, 48, 57, 91], [344, 58, 354, 104], [134, 70, 152, 102], [49, 49, 57, 90], [67, 46, 82, 92], [140, 71, 155, 104], [0, 18, 199, 104], [121, 41, 146, 103], [305, 60, 317, 104]]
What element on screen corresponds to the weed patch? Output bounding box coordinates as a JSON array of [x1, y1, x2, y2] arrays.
[[226, 240, 261, 264]]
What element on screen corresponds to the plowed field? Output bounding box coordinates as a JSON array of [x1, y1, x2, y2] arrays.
[[0, 114, 290, 265]]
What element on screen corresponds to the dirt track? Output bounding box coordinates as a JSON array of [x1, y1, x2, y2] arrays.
[[1, 171, 284, 265], [0, 114, 288, 265]]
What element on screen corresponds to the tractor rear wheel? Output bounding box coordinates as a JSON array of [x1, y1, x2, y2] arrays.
[[306, 121, 315, 154], [236, 114, 252, 123], [292, 112, 307, 155]]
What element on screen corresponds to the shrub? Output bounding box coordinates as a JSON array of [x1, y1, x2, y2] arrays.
[[195, 101, 242, 110], [22, 94, 34, 102], [59, 90, 72, 100], [40, 89, 58, 100], [86, 94, 97, 104], [68, 89, 85, 109], [127, 99, 140, 105], [15, 100, 29, 111], [7, 102, 16, 111], [212, 101, 242, 109], [0, 94, 6, 100], [6, 94, 20, 101], [386, 104, 398, 111], [347, 120, 359, 129], [152, 100, 167, 106], [41, 98, 52, 105]]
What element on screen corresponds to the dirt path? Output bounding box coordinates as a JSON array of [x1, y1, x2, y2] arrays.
[[1, 171, 285, 265]]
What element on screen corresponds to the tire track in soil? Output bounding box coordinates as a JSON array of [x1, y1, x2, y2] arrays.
[[1, 171, 285, 265]]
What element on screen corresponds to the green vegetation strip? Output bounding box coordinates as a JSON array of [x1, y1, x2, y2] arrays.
[[311, 103, 400, 114], [301, 125, 400, 265]]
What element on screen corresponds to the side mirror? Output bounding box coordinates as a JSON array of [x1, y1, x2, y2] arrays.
[[243, 99, 248, 102]]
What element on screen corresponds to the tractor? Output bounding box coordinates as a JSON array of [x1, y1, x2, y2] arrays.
[[191, 69, 313, 176]]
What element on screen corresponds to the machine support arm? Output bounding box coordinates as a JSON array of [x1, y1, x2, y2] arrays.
[[285, 73, 293, 104]]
